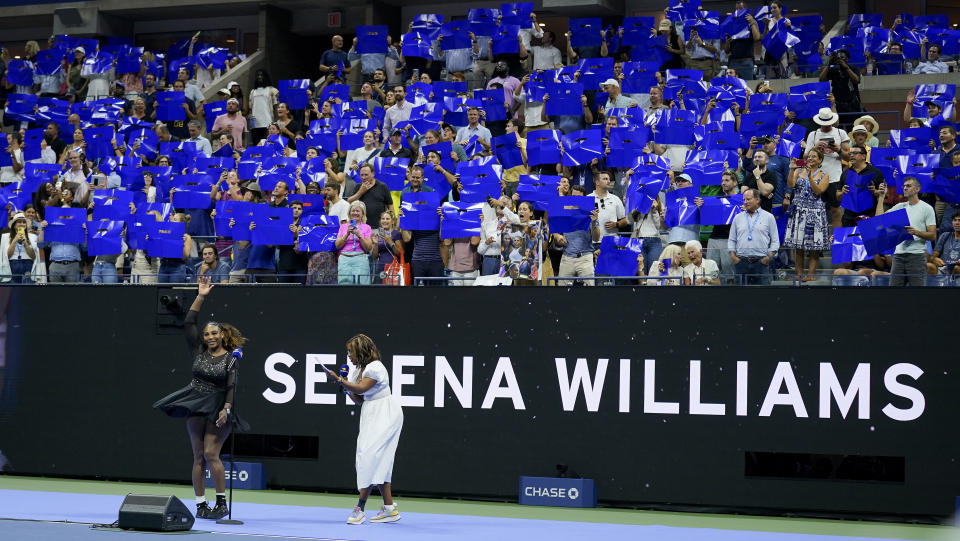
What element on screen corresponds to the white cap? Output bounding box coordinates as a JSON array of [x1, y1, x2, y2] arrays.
[[217, 88, 231, 95], [227, 81, 239, 89], [600, 78, 619, 88]]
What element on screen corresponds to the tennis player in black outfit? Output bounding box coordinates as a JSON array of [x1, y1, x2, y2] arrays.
[[153, 276, 249, 519]]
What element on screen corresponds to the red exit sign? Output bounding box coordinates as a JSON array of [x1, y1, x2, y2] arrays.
[[327, 11, 342, 28]]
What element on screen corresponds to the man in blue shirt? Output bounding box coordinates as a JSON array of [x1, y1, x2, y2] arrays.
[[348, 36, 399, 83], [554, 185, 601, 285], [38, 194, 84, 282], [319, 35, 350, 76], [455, 107, 492, 151], [194, 243, 230, 283], [728, 188, 780, 285]]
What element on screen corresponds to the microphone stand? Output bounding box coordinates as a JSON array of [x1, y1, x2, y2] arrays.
[[217, 357, 243, 526]]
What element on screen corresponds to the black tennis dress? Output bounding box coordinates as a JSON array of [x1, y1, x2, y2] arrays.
[[153, 309, 249, 430]]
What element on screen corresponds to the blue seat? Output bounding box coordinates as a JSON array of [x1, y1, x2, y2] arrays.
[[871, 274, 891, 287], [925, 274, 952, 287], [832, 275, 869, 287]]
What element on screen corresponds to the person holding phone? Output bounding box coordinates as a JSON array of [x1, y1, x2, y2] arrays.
[[321, 334, 403, 525], [0, 212, 42, 283], [783, 148, 829, 282], [335, 201, 373, 284], [805, 107, 850, 227], [153, 277, 249, 520]]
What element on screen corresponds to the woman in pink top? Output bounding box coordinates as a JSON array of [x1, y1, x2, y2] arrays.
[[335, 201, 373, 284]]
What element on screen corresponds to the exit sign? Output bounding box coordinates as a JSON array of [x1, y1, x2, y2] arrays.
[[327, 11, 342, 28]]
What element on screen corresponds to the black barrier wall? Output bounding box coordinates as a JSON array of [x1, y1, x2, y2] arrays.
[[0, 286, 957, 520]]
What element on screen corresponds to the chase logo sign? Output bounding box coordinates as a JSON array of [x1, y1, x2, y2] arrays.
[[519, 476, 596, 508], [204, 461, 266, 490]]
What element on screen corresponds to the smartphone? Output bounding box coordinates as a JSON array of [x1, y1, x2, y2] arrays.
[[412, 68, 420, 79], [350, 219, 357, 227], [795, 159, 807, 167], [822, 137, 835, 145]]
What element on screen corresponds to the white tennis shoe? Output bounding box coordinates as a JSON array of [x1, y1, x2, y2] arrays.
[[346, 506, 365, 525], [371, 503, 400, 523]]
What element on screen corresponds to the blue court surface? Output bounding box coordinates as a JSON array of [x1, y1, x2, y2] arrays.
[[0, 488, 949, 541]]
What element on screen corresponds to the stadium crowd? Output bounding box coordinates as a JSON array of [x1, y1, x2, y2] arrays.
[[0, 1, 958, 286]]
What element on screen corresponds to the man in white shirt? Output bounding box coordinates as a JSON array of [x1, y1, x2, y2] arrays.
[[186, 121, 213, 157], [805, 107, 850, 226], [590, 170, 626, 237], [323, 179, 350, 223], [531, 31, 563, 71], [683, 240, 720, 285], [912, 44, 949, 75], [875, 177, 937, 286], [382, 85, 414, 138]]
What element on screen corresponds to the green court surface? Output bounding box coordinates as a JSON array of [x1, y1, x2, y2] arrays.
[[0, 475, 954, 540]]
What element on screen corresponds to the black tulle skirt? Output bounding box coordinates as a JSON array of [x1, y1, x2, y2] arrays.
[[153, 384, 250, 431]]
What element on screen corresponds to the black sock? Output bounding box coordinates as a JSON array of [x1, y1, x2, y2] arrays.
[[357, 497, 367, 511], [216, 494, 227, 506]]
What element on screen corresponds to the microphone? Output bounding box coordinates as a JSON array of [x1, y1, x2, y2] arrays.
[[228, 348, 243, 371]]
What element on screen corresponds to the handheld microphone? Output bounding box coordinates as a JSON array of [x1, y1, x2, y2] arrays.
[[339, 364, 350, 394], [228, 348, 243, 371]]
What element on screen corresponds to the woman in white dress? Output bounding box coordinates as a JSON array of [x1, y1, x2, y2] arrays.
[[323, 334, 403, 525]]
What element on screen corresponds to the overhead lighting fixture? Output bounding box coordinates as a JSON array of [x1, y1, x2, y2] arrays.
[[791, 8, 798, 12], [539, 23, 545, 27], [225, 39, 235, 43], [726, 12, 732, 15], [14, 55, 20, 59]]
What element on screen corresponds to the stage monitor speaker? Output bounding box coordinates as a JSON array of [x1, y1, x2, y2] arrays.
[[117, 494, 194, 532]]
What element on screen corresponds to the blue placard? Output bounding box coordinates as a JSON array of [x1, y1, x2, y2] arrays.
[[145, 221, 186, 258], [205, 461, 266, 490], [86, 220, 125, 256], [252, 205, 295, 245], [357, 25, 389, 54], [569, 18, 603, 48], [518, 476, 597, 508], [595, 236, 644, 276], [279, 79, 311, 110], [92, 189, 135, 221], [399, 192, 442, 231], [297, 215, 340, 252], [44, 206, 87, 243]]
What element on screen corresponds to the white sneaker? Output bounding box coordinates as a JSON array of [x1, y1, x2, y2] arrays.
[[346, 506, 365, 525], [371, 504, 400, 523]]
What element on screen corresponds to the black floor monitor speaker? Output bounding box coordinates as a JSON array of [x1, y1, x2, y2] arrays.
[[117, 494, 194, 532]]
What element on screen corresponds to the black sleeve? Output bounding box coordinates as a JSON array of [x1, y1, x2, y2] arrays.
[[185, 309, 200, 353]]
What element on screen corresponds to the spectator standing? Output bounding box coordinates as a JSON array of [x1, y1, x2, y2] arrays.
[[318, 35, 350, 76], [875, 178, 937, 286], [335, 201, 373, 284], [724, 2, 761, 80], [852, 115, 880, 147], [370, 210, 403, 278], [347, 164, 394, 227], [211, 98, 247, 151], [38, 188, 84, 282], [839, 144, 885, 227], [1, 133, 24, 184], [784, 149, 829, 282], [805, 108, 849, 227], [454, 107, 492, 150], [818, 49, 861, 115], [382, 85, 414, 139], [684, 27, 720, 82], [278, 201, 308, 283], [590, 170, 626, 238], [0, 212, 43, 283], [665, 173, 700, 250], [185, 120, 213, 157], [554, 184, 601, 285], [531, 31, 563, 71], [704, 170, 740, 282], [248, 70, 279, 146], [728, 188, 779, 285], [349, 35, 399, 84], [157, 212, 193, 283]]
